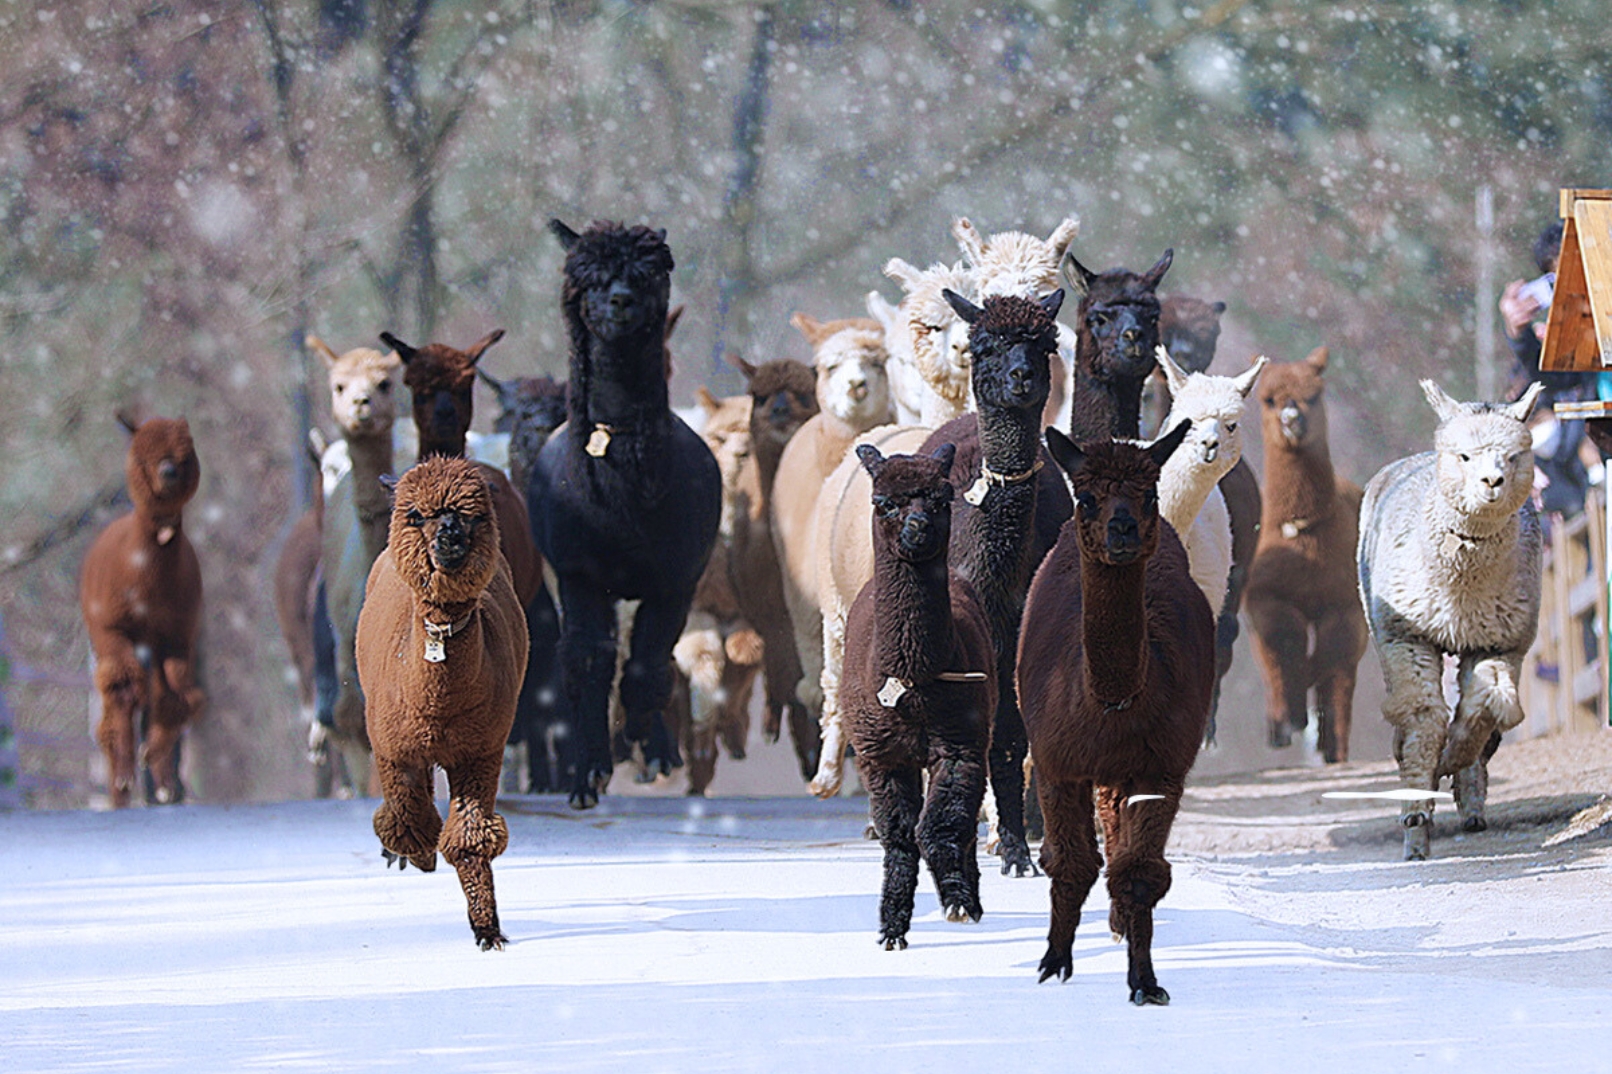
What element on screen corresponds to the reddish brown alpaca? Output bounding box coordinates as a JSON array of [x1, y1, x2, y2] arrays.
[[1017, 423, 1214, 1006], [359, 456, 528, 950], [1244, 347, 1367, 762], [79, 414, 204, 807]]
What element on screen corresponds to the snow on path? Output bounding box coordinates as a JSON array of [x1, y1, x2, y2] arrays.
[[2, 797, 1609, 1074]]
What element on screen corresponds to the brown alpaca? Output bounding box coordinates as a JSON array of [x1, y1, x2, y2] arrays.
[[1017, 423, 1213, 1005], [79, 414, 204, 808], [841, 443, 996, 949], [358, 456, 528, 950], [273, 432, 326, 731], [1244, 347, 1368, 762]]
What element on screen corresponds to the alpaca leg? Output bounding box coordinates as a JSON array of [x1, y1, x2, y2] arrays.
[[864, 764, 925, 950], [988, 662, 1036, 877], [441, 758, 510, 951], [1311, 606, 1366, 763], [1207, 606, 1241, 745], [92, 646, 144, 809], [918, 747, 988, 924], [679, 664, 719, 797], [717, 638, 761, 760], [1246, 596, 1311, 747], [1094, 786, 1129, 939], [1452, 730, 1503, 832], [372, 756, 441, 872], [556, 578, 619, 809], [1379, 638, 1447, 860], [809, 605, 849, 798], [144, 654, 201, 804], [1105, 785, 1181, 1005], [620, 593, 693, 778], [1035, 778, 1100, 983], [1441, 653, 1524, 778]]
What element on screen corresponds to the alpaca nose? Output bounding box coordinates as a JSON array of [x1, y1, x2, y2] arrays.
[[432, 392, 458, 431], [1201, 436, 1220, 463], [848, 377, 869, 402], [433, 515, 470, 566], [607, 282, 635, 316], [157, 459, 180, 484], [1106, 511, 1140, 555], [769, 395, 793, 422]]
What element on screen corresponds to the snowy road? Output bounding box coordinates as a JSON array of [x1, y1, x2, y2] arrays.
[[3, 788, 1610, 1074]]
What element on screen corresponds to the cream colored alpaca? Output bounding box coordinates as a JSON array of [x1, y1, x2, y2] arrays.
[[1154, 346, 1267, 616], [873, 258, 976, 427], [771, 315, 893, 740]]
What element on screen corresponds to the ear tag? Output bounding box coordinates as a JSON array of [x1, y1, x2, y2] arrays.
[[1281, 521, 1300, 540], [586, 426, 612, 458], [424, 636, 447, 663], [878, 677, 910, 709], [156, 526, 176, 546], [964, 476, 991, 506]]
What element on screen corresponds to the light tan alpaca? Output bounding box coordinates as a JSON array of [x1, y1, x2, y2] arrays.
[[872, 258, 976, 427], [771, 314, 893, 751]]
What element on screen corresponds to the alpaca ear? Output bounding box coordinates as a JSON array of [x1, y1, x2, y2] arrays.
[[1419, 379, 1465, 426], [378, 473, 399, 507], [548, 218, 580, 250], [1149, 419, 1192, 470], [1046, 216, 1081, 260], [305, 334, 342, 370], [1060, 252, 1097, 299], [654, 227, 668, 245], [929, 442, 957, 474], [116, 409, 141, 435], [379, 332, 417, 365], [865, 291, 900, 333], [952, 217, 987, 265], [790, 312, 826, 346], [1233, 355, 1268, 398], [465, 329, 505, 365], [1304, 345, 1330, 373], [1507, 381, 1546, 423], [1141, 248, 1174, 290], [1044, 426, 1086, 478], [696, 386, 722, 415], [726, 351, 759, 381], [855, 443, 886, 479], [665, 304, 685, 340], [1038, 288, 1065, 319], [1212, 300, 1228, 314], [942, 288, 983, 325], [1155, 345, 1191, 397], [883, 257, 922, 290], [477, 368, 517, 409]]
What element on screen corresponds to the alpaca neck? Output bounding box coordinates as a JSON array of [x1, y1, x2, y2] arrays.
[[815, 411, 868, 474], [1421, 493, 1521, 565], [416, 426, 467, 461], [1264, 437, 1336, 526], [1158, 452, 1227, 535], [1071, 365, 1144, 442], [1080, 554, 1149, 707], [872, 548, 956, 684], [345, 427, 394, 561], [132, 507, 185, 546], [753, 435, 787, 510], [574, 329, 670, 430], [976, 397, 1042, 479]]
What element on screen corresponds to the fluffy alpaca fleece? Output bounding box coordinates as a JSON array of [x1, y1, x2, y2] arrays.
[[1358, 380, 1544, 860], [873, 258, 976, 426], [79, 414, 204, 808], [1153, 347, 1267, 616], [358, 456, 528, 950], [1017, 423, 1214, 1006], [841, 444, 996, 949]]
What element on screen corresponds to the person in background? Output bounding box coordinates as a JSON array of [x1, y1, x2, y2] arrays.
[[1500, 219, 1593, 516]]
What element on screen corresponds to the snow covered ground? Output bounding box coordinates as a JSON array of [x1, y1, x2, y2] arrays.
[[4, 774, 1611, 1074]]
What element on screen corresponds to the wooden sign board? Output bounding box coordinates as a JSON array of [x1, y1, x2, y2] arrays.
[[1540, 188, 1612, 372]]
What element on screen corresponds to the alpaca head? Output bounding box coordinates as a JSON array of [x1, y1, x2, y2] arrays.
[[858, 443, 958, 564], [730, 353, 818, 456], [1061, 248, 1173, 381], [309, 336, 400, 438], [1257, 346, 1331, 451], [952, 216, 1081, 299], [1159, 295, 1226, 375], [943, 289, 1062, 414], [1422, 379, 1543, 518], [119, 413, 199, 527], [1046, 422, 1189, 567], [478, 370, 568, 489], [387, 456, 503, 606], [791, 313, 891, 426], [696, 387, 754, 500], [381, 330, 506, 459], [550, 219, 674, 351], [883, 258, 976, 405], [1158, 347, 1266, 475]]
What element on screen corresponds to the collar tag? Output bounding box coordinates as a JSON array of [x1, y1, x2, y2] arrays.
[[878, 677, 910, 708], [964, 476, 991, 506], [586, 425, 612, 458], [424, 636, 447, 663], [1281, 520, 1301, 539]]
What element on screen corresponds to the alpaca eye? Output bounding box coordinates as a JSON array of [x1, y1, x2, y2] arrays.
[[1076, 493, 1098, 515], [1226, 422, 1237, 432], [405, 509, 424, 527], [376, 381, 391, 394], [1459, 453, 1470, 462]]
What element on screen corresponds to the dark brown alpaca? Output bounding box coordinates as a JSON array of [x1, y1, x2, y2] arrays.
[[1017, 422, 1214, 1006], [728, 353, 820, 771], [1061, 248, 1173, 443], [358, 456, 528, 950], [79, 414, 204, 807], [1244, 347, 1367, 762], [842, 443, 996, 950]]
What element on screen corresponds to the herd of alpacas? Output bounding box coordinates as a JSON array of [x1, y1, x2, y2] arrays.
[[78, 214, 1551, 997]]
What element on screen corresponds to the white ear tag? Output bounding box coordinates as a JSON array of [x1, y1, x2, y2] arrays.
[[964, 476, 991, 506], [878, 677, 910, 708], [1281, 521, 1300, 540], [424, 636, 446, 663], [586, 426, 612, 458]]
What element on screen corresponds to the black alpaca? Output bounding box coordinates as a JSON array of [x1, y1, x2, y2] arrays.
[[842, 443, 996, 950], [1062, 249, 1174, 443], [920, 289, 1073, 878], [528, 219, 721, 809]]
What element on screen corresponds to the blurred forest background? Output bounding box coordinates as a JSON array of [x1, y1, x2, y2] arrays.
[[2, 0, 1608, 807]]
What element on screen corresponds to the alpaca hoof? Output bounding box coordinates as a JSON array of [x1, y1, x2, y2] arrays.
[[474, 925, 508, 951], [998, 836, 1039, 878], [1402, 821, 1431, 861], [863, 822, 879, 841], [1037, 948, 1073, 983], [1131, 986, 1170, 1006], [727, 744, 747, 761], [944, 901, 982, 924], [1462, 815, 1487, 833], [808, 771, 842, 799], [383, 849, 405, 870], [568, 786, 599, 810], [1267, 722, 1292, 749], [880, 933, 908, 951]]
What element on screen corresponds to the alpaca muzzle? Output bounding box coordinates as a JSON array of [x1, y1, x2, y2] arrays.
[[431, 515, 472, 570], [1279, 404, 1306, 444], [1105, 512, 1142, 561]]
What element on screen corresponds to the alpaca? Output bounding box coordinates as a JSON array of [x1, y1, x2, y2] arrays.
[[842, 443, 996, 949], [771, 312, 892, 766], [79, 413, 204, 807], [477, 369, 568, 496], [312, 336, 402, 793], [1245, 347, 1368, 762], [873, 258, 976, 427], [1142, 294, 1228, 436], [1359, 381, 1544, 860], [1061, 248, 1174, 443], [529, 219, 721, 809], [1017, 422, 1214, 1005], [727, 353, 820, 771], [358, 457, 527, 949]]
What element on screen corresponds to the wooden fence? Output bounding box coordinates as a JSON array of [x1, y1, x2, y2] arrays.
[[1519, 485, 1611, 738]]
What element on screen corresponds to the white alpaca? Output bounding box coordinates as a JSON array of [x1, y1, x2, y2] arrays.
[[1154, 347, 1267, 616], [873, 258, 976, 427], [1358, 380, 1545, 861]]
